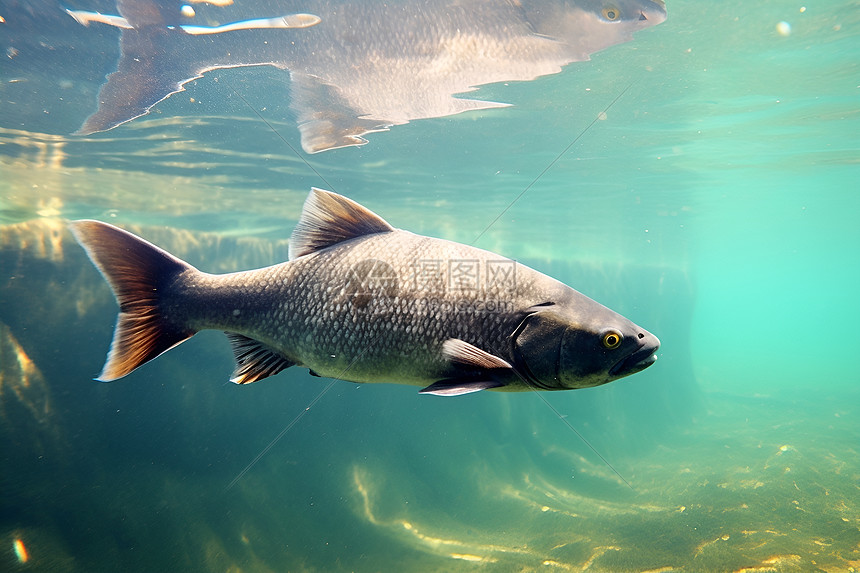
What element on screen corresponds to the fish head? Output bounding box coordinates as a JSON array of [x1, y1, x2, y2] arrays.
[[523, 0, 667, 55], [513, 298, 659, 390]]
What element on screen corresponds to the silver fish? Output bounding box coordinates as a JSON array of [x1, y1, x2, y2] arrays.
[[70, 189, 659, 395], [73, 0, 667, 152]]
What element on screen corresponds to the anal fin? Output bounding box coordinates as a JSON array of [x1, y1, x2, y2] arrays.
[[226, 333, 294, 384]]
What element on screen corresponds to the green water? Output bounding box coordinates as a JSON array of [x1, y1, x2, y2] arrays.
[[1, 1, 858, 571]]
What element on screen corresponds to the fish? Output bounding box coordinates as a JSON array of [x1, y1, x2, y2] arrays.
[[70, 188, 659, 395], [71, 0, 667, 152]]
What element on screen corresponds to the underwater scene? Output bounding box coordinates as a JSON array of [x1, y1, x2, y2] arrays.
[[1, 0, 858, 571]]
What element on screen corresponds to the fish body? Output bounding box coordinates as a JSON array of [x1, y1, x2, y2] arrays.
[[73, 0, 667, 152], [71, 189, 659, 395]]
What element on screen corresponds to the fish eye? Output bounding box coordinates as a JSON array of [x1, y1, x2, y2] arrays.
[[602, 330, 623, 349], [602, 7, 621, 21]]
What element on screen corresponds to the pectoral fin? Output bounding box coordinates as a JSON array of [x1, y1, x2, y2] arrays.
[[419, 339, 513, 395], [419, 379, 505, 396], [442, 339, 512, 370]]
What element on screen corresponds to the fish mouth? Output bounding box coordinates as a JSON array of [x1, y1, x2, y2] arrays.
[[609, 344, 658, 378]]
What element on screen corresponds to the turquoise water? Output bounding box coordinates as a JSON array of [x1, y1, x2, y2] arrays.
[[1, 1, 858, 571]]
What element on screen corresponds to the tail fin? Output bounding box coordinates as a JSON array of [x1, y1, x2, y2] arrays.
[[69, 220, 197, 381]]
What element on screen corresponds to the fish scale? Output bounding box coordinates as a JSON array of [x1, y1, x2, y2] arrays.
[[185, 234, 517, 384]]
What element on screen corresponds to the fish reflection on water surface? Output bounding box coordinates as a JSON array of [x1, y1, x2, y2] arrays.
[[69, 0, 667, 152], [71, 189, 659, 395]]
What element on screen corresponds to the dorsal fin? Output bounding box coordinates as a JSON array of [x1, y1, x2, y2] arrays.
[[289, 188, 394, 260]]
